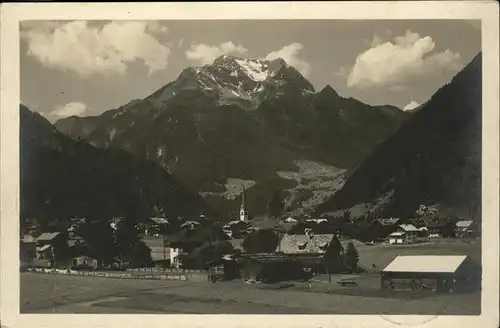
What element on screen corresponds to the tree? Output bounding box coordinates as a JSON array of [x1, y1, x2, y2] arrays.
[[268, 191, 284, 219], [342, 210, 351, 223], [344, 241, 360, 272], [242, 229, 279, 254], [129, 241, 153, 268], [323, 235, 344, 282], [74, 217, 118, 266], [186, 241, 236, 269], [113, 216, 154, 268]]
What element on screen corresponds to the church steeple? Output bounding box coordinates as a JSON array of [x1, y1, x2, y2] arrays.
[[239, 184, 248, 221]]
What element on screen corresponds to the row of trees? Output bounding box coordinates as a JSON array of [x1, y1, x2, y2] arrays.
[[73, 216, 153, 268]]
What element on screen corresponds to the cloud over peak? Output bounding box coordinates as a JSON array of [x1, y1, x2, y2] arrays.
[[51, 101, 88, 118], [185, 41, 248, 65], [265, 43, 310, 77], [21, 20, 171, 77], [185, 41, 311, 77], [347, 30, 463, 89]]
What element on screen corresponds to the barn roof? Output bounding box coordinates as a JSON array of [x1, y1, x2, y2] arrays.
[[456, 220, 474, 228], [150, 217, 169, 225], [36, 244, 52, 252], [382, 255, 468, 273], [278, 234, 334, 254], [35, 232, 60, 242], [399, 224, 419, 232], [21, 234, 36, 243]]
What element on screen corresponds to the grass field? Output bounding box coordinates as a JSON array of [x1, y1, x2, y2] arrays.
[[21, 239, 481, 314], [21, 271, 480, 314]]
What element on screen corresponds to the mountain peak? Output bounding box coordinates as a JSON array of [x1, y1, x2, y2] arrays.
[[319, 85, 340, 98], [152, 53, 313, 107]]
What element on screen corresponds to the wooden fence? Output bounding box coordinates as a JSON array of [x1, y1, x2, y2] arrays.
[[27, 268, 191, 281], [126, 267, 208, 274]]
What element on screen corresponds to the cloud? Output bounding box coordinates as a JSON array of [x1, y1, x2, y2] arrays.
[[51, 102, 88, 118], [185, 41, 248, 65], [333, 66, 350, 78], [265, 43, 310, 77], [347, 30, 462, 89], [21, 20, 171, 77], [403, 100, 421, 111]]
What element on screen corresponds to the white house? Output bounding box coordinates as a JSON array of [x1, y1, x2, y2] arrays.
[[388, 224, 421, 244], [170, 247, 182, 268]]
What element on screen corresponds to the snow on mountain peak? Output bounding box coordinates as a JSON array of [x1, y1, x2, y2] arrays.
[[154, 54, 310, 108], [234, 58, 269, 82]]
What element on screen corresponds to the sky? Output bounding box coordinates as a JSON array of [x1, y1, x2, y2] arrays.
[[20, 20, 481, 122]]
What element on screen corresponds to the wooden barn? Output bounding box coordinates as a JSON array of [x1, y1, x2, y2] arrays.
[[237, 253, 317, 283], [381, 255, 481, 293]]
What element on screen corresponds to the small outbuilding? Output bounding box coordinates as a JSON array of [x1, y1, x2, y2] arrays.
[[72, 256, 98, 270], [381, 255, 481, 293], [455, 220, 477, 238]]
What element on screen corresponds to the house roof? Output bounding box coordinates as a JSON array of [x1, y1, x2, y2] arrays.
[[35, 232, 60, 242], [36, 244, 52, 252], [399, 224, 419, 232], [388, 232, 405, 237], [374, 218, 400, 226], [456, 220, 474, 228], [150, 217, 169, 225], [180, 220, 201, 228], [74, 255, 94, 260], [382, 255, 468, 273], [21, 235, 36, 243], [250, 217, 288, 232], [278, 234, 334, 254]]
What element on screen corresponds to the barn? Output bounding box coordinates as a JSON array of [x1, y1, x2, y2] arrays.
[[380, 255, 481, 293]]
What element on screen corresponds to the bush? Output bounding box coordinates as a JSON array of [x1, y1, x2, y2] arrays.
[[242, 229, 279, 254]]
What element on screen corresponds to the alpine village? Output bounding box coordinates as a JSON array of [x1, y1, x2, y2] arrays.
[[21, 52, 482, 297]]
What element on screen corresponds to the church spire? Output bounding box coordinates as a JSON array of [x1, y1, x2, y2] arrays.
[[239, 184, 248, 221]]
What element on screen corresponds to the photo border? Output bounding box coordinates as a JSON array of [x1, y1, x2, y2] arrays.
[[1, 2, 498, 328]]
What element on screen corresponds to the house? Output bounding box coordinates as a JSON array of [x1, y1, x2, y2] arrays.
[[145, 217, 170, 236], [35, 232, 63, 261], [141, 236, 170, 267], [277, 233, 334, 255], [381, 255, 481, 293], [388, 224, 421, 244], [20, 234, 37, 266], [72, 255, 98, 270], [455, 220, 477, 238], [370, 218, 401, 239], [411, 216, 457, 238], [180, 220, 201, 231]]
